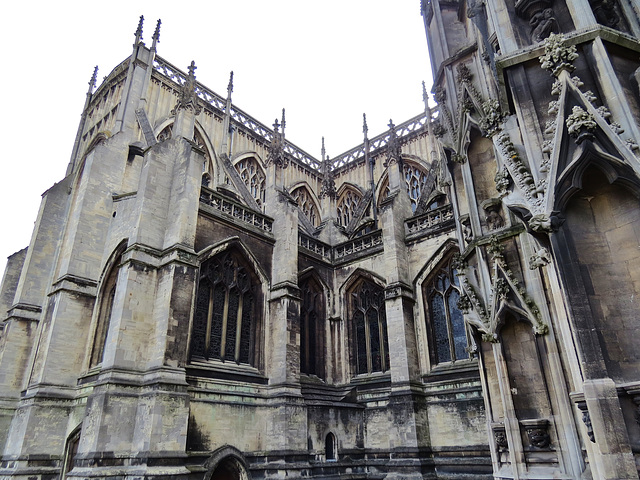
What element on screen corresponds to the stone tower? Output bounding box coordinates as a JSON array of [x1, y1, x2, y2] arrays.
[[0, 4, 639, 480]]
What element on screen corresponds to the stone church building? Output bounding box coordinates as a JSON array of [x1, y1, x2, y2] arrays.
[[1, 1, 640, 478]]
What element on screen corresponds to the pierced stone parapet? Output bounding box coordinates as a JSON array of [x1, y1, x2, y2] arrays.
[[199, 187, 273, 233], [334, 230, 383, 261], [405, 204, 454, 236]]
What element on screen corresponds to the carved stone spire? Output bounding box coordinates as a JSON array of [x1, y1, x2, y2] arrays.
[[267, 117, 288, 168], [227, 71, 234, 97], [88, 66, 98, 94], [152, 19, 161, 49], [385, 119, 402, 167], [320, 137, 336, 199], [221, 71, 234, 158], [172, 61, 202, 115], [134, 15, 144, 44]]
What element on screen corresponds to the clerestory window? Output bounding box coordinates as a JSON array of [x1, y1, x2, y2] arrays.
[[190, 251, 257, 365]]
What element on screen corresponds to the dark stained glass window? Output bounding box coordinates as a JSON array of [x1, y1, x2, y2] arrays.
[[426, 255, 469, 364], [300, 276, 325, 378], [190, 251, 256, 365], [351, 279, 389, 374]]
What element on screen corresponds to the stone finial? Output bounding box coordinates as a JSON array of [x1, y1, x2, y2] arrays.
[[267, 117, 287, 168], [385, 119, 402, 167], [227, 71, 234, 97], [171, 61, 202, 115], [134, 15, 144, 43], [320, 138, 336, 200], [422, 81, 430, 111], [88, 66, 98, 93], [539, 33, 578, 77], [152, 19, 161, 48], [281, 108, 286, 136], [363, 113, 369, 138], [566, 105, 596, 143], [321, 136, 326, 160]]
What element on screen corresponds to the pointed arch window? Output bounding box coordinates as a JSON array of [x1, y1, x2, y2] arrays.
[[350, 279, 390, 375], [90, 252, 122, 368], [300, 275, 325, 378], [190, 251, 258, 365], [378, 163, 431, 213], [235, 157, 266, 207], [404, 163, 430, 213], [291, 186, 319, 226], [424, 255, 468, 364], [336, 189, 362, 227]]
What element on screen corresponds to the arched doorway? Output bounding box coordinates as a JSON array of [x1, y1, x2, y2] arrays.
[[204, 447, 252, 480]]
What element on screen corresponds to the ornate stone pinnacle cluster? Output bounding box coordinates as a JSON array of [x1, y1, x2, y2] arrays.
[[172, 61, 202, 116]]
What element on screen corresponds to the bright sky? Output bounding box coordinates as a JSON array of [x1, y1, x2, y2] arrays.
[[0, 1, 432, 279]]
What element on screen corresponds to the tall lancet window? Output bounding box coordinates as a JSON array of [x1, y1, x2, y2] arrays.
[[350, 279, 390, 375], [90, 252, 122, 368], [300, 275, 325, 378], [425, 255, 468, 364], [190, 251, 257, 365]]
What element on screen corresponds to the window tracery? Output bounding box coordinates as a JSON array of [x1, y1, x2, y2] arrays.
[[291, 187, 319, 226], [425, 255, 468, 364], [336, 189, 362, 227], [350, 279, 389, 375], [190, 251, 257, 365], [235, 157, 266, 207], [404, 163, 430, 212], [377, 163, 432, 213]]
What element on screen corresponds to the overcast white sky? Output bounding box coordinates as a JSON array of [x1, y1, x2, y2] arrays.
[[0, 1, 432, 278]]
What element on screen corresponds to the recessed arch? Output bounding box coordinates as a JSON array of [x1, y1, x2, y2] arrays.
[[190, 238, 268, 370], [203, 446, 252, 480], [86, 239, 128, 370]]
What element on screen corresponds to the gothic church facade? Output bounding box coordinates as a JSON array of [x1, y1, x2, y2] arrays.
[[1, 2, 640, 479]]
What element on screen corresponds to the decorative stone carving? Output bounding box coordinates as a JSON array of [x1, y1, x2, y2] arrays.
[[494, 167, 511, 197], [479, 99, 504, 137], [591, 0, 620, 28], [494, 428, 508, 450], [525, 426, 551, 448], [566, 106, 597, 143], [457, 294, 472, 313], [460, 215, 473, 243], [530, 8, 559, 43], [435, 86, 447, 103], [529, 247, 552, 269], [457, 63, 473, 83], [515, 0, 552, 20], [494, 278, 509, 300], [384, 120, 403, 167], [452, 153, 467, 164], [172, 61, 202, 116], [539, 33, 578, 77], [528, 213, 554, 232], [482, 198, 504, 231], [432, 121, 446, 138], [267, 118, 288, 168]]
